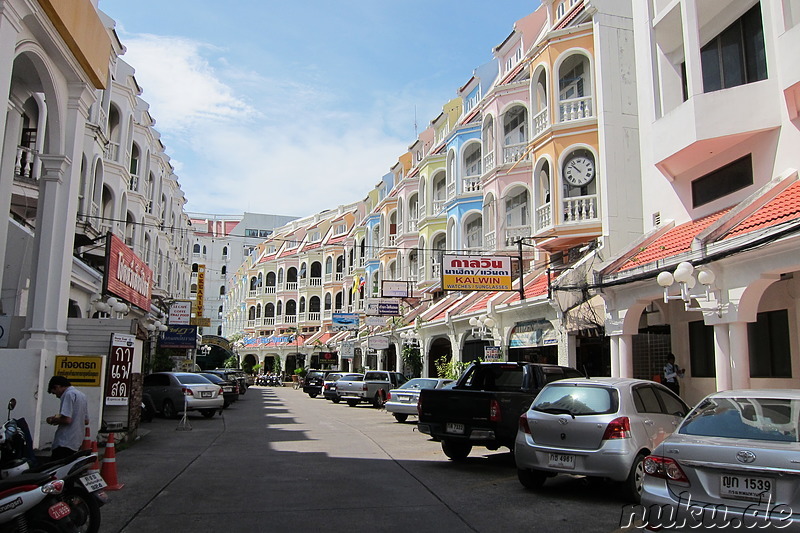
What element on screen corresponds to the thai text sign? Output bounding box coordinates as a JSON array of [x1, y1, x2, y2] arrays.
[[105, 334, 135, 405], [104, 233, 152, 311], [341, 341, 355, 359], [381, 280, 410, 298], [55, 356, 103, 387], [441, 255, 513, 291], [160, 325, 199, 349], [368, 336, 390, 350], [169, 300, 192, 325], [484, 346, 502, 362], [365, 298, 401, 316]]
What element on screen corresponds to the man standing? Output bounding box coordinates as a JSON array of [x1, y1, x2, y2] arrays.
[[663, 354, 684, 396], [46, 376, 89, 460]]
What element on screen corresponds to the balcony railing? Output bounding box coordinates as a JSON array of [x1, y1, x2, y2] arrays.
[[359, 257, 366, 267], [407, 219, 418, 233], [285, 315, 297, 324], [387, 234, 397, 247], [323, 309, 332, 319], [348, 265, 354, 275], [15, 146, 39, 180], [286, 282, 298, 291], [432, 263, 441, 279], [536, 202, 552, 229], [532, 107, 549, 137], [559, 96, 593, 122], [248, 290, 259, 298], [335, 272, 343, 281], [264, 317, 275, 326], [446, 181, 456, 200], [432, 198, 445, 214], [462, 176, 481, 193], [562, 194, 598, 223], [265, 286, 276, 294], [129, 175, 139, 192], [503, 142, 530, 164], [246, 320, 255, 328], [104, 141, 120, 161], [298, 312, 306, 322], [505, 226, 530, 246], [484, 151, 495, 173], [484, 231, 496, 250], [309, 277, 322, 287], [308, 312, 321, 322]]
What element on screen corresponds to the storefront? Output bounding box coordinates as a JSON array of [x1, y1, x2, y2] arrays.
[[507, 320, 558, 364]]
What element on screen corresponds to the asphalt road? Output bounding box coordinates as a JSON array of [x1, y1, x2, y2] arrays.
[[103, 385, 642, 533]]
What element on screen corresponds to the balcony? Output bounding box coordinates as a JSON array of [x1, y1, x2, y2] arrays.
[[387, 234, 397, 247], [559, 96, 592, 123], [432, 263, 441, 279], [15, 146, 39, 181], [484, 231, 496, 250], [359, 257, 366, 267], [104, 141, 120, 161], [265, 286, 276, 294], [532, 107, 549, 137], [462, 176, 481, 193], [248, 290, 259, 298], [563, 194, 598, 223], [505, 226, 530, 247], [264, 317, 275, 327], [483, 151, 495, 173], [406, 219, 418, 233], [323, 309, 332, 320], [432, 198, 445, 214], [536, 202, 552, 230], [503, 142, 530, 165], [285, 315, 297, 324], [246, 320, 255, 328], [308, 312, 321, 322], [335, 272, 343, 281], [286, 282, 298, 291], [348, 265, 354, 275], [446, 181, 456, 200], [129, 174, 139, 192]]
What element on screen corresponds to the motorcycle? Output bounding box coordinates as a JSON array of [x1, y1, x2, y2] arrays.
[[0, 471, 74, 533], [1, 400, 105, 533]]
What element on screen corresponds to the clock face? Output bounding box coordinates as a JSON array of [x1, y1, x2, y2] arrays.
[[563, 155, 595, 187]]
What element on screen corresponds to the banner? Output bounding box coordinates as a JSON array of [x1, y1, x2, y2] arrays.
[[195, 265, 206, 318], [509, 320, 558, 347], [441, 255, 513, 291], [368, 336, 390, 350], [55, 356, 103, 387]]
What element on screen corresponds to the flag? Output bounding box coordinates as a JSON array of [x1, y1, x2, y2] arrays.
[[352, 275, 360, 295]]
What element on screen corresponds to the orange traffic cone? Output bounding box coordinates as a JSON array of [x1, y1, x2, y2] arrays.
[[80, 423, 91, 451], [89, 440, 101, 475], [100, 433, 124, 490]]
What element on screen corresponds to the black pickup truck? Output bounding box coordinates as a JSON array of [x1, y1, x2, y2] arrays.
[[417, 361, 583, 460]]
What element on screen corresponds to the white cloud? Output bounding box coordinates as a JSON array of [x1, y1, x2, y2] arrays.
[[118, 33, 408, 216]]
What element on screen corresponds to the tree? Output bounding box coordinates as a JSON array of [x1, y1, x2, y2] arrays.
[[223, 355, 238, 369], [401, 344, 422, 377]]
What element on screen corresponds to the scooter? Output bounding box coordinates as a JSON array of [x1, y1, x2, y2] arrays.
[[1, 400, 105, 533], [0, 471, 74, 532]]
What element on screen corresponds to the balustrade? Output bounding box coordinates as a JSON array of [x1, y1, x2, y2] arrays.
[[462, 176, 481, 192], [483, 151, 495, 173], [503, 142, 530, 164], [559, 96, 593, 122], [286, 282, 298, 291], [562, 194, 598, 223], [536, 202, 552, 230], [14, 146, 39, 180], [532, 107, 549, 137]]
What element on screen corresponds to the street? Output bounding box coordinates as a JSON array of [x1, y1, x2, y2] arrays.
[[104, 386, 639, 533]]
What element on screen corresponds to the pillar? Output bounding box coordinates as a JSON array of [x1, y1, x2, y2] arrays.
[[610, 335, 620, 377], [729, 321, 750, 390], [619, 334, 633, 378], [713, 323, 732, 391]]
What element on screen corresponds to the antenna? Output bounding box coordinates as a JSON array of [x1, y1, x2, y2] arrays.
[[414, 105, 418, 137]]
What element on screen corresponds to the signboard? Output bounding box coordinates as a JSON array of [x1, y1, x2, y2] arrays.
[[105, 334, 135, 405], [509, 320, 558, 347], [191, 317, 211, 327], [159, 325, 199, 349], [381, 280, 410, 298], [331, 313, 360, 331], [169, 300, 192, 325], [484, 346, 502, 362], [340, 341, 355, 359], [368, 336, 390, 350], [441, 255, 513, 292], [104, 233, 152, 311], [365, 298, 401, 316], [201, 335, 232, 352], [195, 265, 206, 318], [365, 316, 388, 327], [55, 356, 103, 387]]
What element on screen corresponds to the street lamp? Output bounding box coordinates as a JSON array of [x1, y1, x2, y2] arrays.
[[469, 314, 495, 339], [399, 330, 420, 347], [656, 261, 722, 315]]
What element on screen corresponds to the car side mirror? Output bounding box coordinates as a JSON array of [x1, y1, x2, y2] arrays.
[[7, 398, 16, 412]]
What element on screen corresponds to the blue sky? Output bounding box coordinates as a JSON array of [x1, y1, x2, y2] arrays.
[[99, 1, 539, 217]]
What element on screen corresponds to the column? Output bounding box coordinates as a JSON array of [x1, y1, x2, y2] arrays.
[[610, 335, 620, 377], [713, 323, 732, 391], [729, 322, 750, 390], [0, 11, 20, 296], [619, 334, 634, 378]]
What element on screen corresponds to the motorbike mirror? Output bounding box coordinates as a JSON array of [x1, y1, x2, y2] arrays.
[[7, 398, 16, 411]]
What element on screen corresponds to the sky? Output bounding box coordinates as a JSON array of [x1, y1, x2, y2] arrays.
[[99, 1, 539, 218]]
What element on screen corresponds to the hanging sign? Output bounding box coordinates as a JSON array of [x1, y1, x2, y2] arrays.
[[441, 255, 513, 291], [368, 336, 390, 350], [104, 233, 152, 311], [105, 333, 135, 405]]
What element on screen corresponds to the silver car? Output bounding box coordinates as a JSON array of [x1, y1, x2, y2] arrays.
[[514, 377, 688, 502], [639, 389, 800, 530], [385, 378, 453, 423], [143, 372, 225, 418]]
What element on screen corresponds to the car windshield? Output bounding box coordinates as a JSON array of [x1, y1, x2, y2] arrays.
[[307, 371, 324, 379], [176, 374, 213, 385], [532, 384, 618, 416], [399, 378, 439, 390], [679, 397, 799, 442], [199, 373, 223, 383]]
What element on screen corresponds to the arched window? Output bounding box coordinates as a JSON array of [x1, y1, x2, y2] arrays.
[[222, 246, 228, 257], [221, 265, 227, 276], [220, 285, 226, 296], [193, 244, 201, 254], [324, 293, 332, 310]]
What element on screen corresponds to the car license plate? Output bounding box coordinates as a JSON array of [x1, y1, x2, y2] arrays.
[[79, 472, 108, 492], [446, 423, 465, 434], [720, 474, 775, 502], [48, 501, 71, 520], [548, 453, 575, 470], [201, 391, 212, 398]]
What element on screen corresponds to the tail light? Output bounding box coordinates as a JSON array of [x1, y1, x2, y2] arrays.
[[417, 397, 422, 417], [387, 392, 392, 400], [489, 399, 502, 422], [42, 480, 65, 495], [643, 456, 689, 483], [181, 387, 194, 396], [218, 387, 224, 396], [518, 414, 532, 435], [362, 383, 368, 391], [602, 416, 631, 439]]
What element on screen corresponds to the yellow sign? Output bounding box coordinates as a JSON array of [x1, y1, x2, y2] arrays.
[[441, 255, 514, 291], [191, 317, 211, 327], [55, 356, 103, 387], [196, 265, 206, 317]]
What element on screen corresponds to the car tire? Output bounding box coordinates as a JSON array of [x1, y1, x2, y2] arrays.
[[393, 413, 408, 423], [200, 409, 216, 418], [517, 468, 546, 490], [441, 440, 472, 461], [625, 452, 647, 503], [162, 400, 178, 419], [347, 399, 359, 407], [372, 391, 385, 408], [332, 397, 341, 404], [308, 392, 318, 398]]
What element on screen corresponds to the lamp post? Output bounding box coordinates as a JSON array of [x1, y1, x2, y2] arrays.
[[656, 261, 722, 315], [469, 314, 495, 339]]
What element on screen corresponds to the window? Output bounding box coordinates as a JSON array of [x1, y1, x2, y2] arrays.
[[692, 155, 753, 207], [244, 229, 259, 237], [464, 143, 481, 177], [465, 216, 482, 249], [503, 107, 527, 145], [748, 309, 791, 378], [334, 223, 347, 235], [633, 386, 662, 414], [259, 230, 272, 238], [222, 246, 228, 257], [219, 285, 226, 296], [689, 320, 715, 378], [193, 244, 201, 254], [506, 190, 529, 227], [701, 3, 767, 93]]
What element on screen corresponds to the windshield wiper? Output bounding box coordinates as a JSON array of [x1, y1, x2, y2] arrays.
[[537, 407, 575, 419]]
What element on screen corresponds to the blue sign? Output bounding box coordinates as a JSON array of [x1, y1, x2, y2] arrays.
[[331, 313, 360, 331], [159, 325, 198, 349]]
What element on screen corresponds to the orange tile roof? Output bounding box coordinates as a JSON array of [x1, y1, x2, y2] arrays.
[[504, 271, 553, 304], [724, 181, 800, 239]]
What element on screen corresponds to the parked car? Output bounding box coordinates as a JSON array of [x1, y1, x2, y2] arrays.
[[198, 372, 238, 408], [323, 373, 362, 403], [303, 369, 337, 398], [337, 371, 407, 407], [418, 362, 584, 460], [208, 369, 247, 396], [142, 372, 225, 418], [514, 377, 689, 502], [385, 378, 453, 423], [640, 389, 800, 529]]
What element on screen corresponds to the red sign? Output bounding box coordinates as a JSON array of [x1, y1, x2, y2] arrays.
[[104, 233, 152, 311]]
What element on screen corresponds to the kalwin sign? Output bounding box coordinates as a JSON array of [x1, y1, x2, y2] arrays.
[[104, 233, 153, 311]]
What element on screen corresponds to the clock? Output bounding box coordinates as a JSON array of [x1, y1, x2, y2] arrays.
[[563, 153, 595, 187]]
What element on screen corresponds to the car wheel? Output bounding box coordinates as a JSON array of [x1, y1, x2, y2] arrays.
[[162, 400, 178, 419], [200, 409, 216, 418], [223, 400, 231, 409], [372, 391, 385, 408], [517, 468, 546, 490], [332, 397, 341, 404], [308, 392, 318, 398], [393, 413, 408, 423], [625, 452, 647, 503], [346, 399, 358, 407], [441, 440, 472, 461]]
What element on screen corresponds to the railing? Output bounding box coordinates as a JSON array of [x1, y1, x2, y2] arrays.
[[357, 300, 364, 311], [299, 278, 307, 289], [309, 277, 322, 287], [532, 107, 549, 137], [484, 231, 496, 250], [247, 320, 255, 328], [323, 309, 332, 320], [387, 234, 397, 247], [308, 312, 321, 322], [348, 265, 354, 275], [536, 202, 552, 229], [559, 96, 593, 122], [359, 257, 366, 267], [104, 141, 120, 161], [277, 283, 285, 292], [265, 286, 276, 294], [407, 219, 418, 232], [15, 146, 39, 180], [503, 142, 530, 164], [446, 181, 456, 200], [462, 176, 481, 193], [129, 175, 139, 191], [298, 312, 306, 322], [483, 151, 495, 173], [285, 315, 297, 324], [324, 273, 332, 283], [505, 226, 530, 247], [432, 198, 445, 214], [562, 194, 598, 223], [432, 263, 441, 279], [418, 203, 426, 217], [264, 317, 275, 327], [248, 290, 259, 298], [286, 282, 298, 291], [335, 272, 343, 281]]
